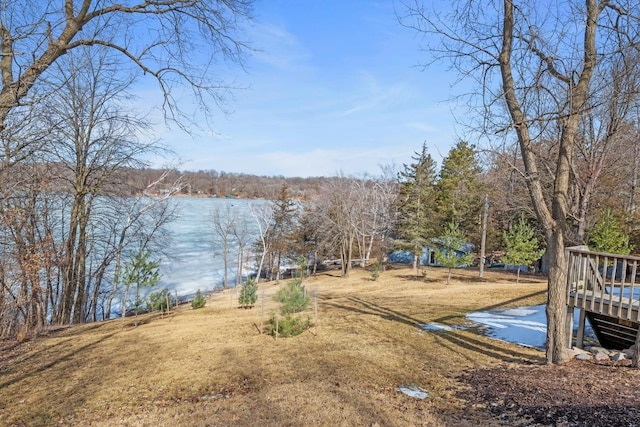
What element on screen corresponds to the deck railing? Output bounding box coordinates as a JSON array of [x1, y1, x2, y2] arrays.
[[566, 246, 640, 321]]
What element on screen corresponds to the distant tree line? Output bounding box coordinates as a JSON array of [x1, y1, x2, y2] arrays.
[[138, 168, 338, 201]]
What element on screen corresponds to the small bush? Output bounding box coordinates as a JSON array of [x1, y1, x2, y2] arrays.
[[191, 289, 206, 309], [147, 290, 170, 312], [238, 279, 258, 308], [275, 278, 310, 316], [370, 261, 384, 281], [265, 314, 310, 338]]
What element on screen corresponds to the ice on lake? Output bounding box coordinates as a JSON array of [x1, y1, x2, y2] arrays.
[[153, 197, 268, 298]]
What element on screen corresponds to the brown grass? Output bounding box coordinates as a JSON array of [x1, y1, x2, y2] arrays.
[[0, 266, 548, 426]]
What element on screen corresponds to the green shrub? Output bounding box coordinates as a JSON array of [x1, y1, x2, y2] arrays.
[[238, 279, 258, 308], [191, 289, 206, 309], [275, 278, 310, 316], [147, 290, 170, 312], [265, 314, 310, 338], [370, 261, 384, 281]]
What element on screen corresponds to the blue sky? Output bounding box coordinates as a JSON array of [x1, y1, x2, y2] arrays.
[[148, 1, 467, 177]]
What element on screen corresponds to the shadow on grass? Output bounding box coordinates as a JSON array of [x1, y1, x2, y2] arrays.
[[323, 289, 548, 364], [0, 330, 119, 390], [0, 310, 172, 392], [433, 289, 548, 325], [396, 274, 442, 284]]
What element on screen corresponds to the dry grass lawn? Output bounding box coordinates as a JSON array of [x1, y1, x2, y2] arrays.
[[0, 266, 549, 426]]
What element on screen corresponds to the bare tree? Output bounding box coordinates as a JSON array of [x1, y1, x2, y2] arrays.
[[402, 0, 640, 364], [352, 170, 398, 266], [101, 179, 180, 320], [0, 0, 253, 151], [317, 176, 359, 277], [38, 47, 167, 324], [0, 161, 58, 336], [249, 202, 273, 283], [211, 203, 237, 289]]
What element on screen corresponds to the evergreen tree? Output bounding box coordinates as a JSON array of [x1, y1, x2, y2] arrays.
[[588, 209, 632, 255], [267, 184, 298, 280], [238, 279, 258, 308], [191, 289, 207, 309], [396, 143, 439, 272], [437, 141, 484, 244], [503, 217, 545, 284], [434, 221, 473, 285], [120, 249, 161, 323]]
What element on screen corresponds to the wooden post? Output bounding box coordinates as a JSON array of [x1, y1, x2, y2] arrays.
[[260, 290, 265, 334], [633, 325, 640, 368], [479, 194, 488, 278], [275, 309, 279, 342], [314, 289, 318, 336], [564, 247, 574, 349], [576, 308, 586, 348]]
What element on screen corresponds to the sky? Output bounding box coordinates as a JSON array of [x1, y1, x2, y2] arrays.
[[146, 1, 468, 178]]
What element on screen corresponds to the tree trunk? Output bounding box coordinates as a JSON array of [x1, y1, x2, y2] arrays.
[[223, 237, 229, 288], [122, 284, 130, 323], [497, 0, 596, 365], [632, 325, 640, 368], [480, 194, 488, 278], [544, 231, 568, 364]]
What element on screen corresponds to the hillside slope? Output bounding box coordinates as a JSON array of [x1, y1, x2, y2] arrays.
[[4, 267, 629, 426]]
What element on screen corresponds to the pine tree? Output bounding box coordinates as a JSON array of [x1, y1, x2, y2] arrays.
[[120, 248, 161, 323], [396, 143, 439, 273], [503, 217, 545, 284], [436, 141, 484, 244], [267, 184, 297, 280], [434, 221, 473, 285], [588, 209, 632, 255]]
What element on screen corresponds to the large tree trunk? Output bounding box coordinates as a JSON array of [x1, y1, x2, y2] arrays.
[[544, 231, 568, 363]]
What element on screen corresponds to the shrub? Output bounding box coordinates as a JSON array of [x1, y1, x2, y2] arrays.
[[191, 289, 206, 309], [238, 279, 258, 308], [275, 278, 310, 316], [147, 289, 170, 312], [265, 314, 310, 338], [370, 261, 384, 281]]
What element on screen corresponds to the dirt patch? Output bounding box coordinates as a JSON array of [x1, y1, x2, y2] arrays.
[[450, 359, 640, 426]]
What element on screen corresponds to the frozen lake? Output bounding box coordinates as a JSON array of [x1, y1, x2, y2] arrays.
[[155, 197, 265, 298]]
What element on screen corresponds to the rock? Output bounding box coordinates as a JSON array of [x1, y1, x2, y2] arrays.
[[589, 346, 611, 356], [568, 347, 590, 358], [611, 352, 627, 361], [595, 352, 610, 361], [575, 353, 592, 361]]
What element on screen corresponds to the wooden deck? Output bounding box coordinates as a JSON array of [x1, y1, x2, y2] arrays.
[[566, 247, 640, 350]]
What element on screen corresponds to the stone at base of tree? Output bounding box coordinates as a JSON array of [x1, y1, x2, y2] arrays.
[[569, 344, 638, 364], [567, 346, 590, 358], [610, 352, 627, 361], [587, 346, 611, 357]]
